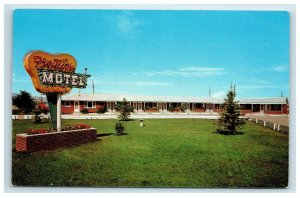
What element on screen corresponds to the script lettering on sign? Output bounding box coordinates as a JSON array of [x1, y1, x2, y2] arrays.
[[24, 51, 90, 94]]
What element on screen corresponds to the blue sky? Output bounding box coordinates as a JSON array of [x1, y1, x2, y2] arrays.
[[13, 10, 290, 98]]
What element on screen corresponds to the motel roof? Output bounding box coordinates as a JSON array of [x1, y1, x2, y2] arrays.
[[62, 93, 287, 104]]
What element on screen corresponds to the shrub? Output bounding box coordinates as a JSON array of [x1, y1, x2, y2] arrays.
[[81, 108, 89, 114], [34, 108, 43, 123], [40, 107, 49, 114], [180, 103, 188, 112], [61, 123, 91, 131], [115, 122, 125, 136], [74, 123, 91, 129], [12, 109, 21, 115], [34, 115, 42, 124], [168, 106, 175, 112], [26, 128, 49, 135], [97, 106, 107, 114], [25, 123, 92, 134]]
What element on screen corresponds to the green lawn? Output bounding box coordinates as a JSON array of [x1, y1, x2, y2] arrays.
[[12, 119, 288, 188]]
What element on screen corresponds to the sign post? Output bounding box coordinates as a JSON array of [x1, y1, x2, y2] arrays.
[[24, 51, 90, 131], [57, 93, 62, 131], [46, 93, 58, 130]]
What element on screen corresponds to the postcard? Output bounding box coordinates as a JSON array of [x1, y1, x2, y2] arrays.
[[12, 9, 289, 188]]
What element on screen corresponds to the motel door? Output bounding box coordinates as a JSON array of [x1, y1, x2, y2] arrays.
[[74, 101, 80, 113]]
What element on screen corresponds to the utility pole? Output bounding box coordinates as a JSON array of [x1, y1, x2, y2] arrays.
[[92, 79, 94, 94]]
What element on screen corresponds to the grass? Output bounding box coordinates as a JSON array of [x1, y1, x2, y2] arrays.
[[12, 119, 288, 188]]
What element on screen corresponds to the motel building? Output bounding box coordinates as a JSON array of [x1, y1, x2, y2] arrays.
[[61, 93, 289, 115]]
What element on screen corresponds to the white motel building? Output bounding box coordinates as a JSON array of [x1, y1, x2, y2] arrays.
[[61, 93, 289, 115]]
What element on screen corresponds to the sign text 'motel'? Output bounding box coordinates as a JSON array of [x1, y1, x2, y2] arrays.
[[39, 70, 88, 88]]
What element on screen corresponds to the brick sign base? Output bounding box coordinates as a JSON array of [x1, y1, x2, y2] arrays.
[[16, 128, 97, 152]]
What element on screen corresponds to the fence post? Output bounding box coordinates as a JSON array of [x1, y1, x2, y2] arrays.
[[273, 123, 277, 131], [277, 124, 280, 132], [263, 121, 266, 127], [256, 119, 258, 124]]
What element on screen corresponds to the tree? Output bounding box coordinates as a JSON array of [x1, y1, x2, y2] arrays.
[[12, 90, 36, 114], [217, 85, 245, 135], [115, 122, 125, 136], [115, 98, 134, 121]]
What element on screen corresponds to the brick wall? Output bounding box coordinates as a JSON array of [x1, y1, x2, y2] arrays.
[[264, 111, 283, 115], [213, 109, 221, 113], [16, 128, 97, 153], [62, 104, 74, 114], [87, 108, 98, 113], [283, 104, 289, 114], [192, 108, 206, 112], [145, 109, 160, 113], [240, 110, 253, 114]]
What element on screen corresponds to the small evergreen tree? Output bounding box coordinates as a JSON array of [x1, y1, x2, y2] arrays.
[[115, 122, 125, 136], [217, 85, 245, 135], [115, 98, 134, 121]]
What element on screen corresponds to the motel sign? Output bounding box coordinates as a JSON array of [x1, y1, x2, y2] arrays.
[[24, 51, 90, 130]]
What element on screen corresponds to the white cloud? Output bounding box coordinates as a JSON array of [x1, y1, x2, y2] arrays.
[[250, 79, 271, 85], [273, 65, 289, 72], [13, 79, 30, 83], [255, 64, 289, 72], [116, 11, 141, 33], [94, 81, 173, 86], [237, 84, 289, 90], [12, 75, 31, 84], [211, 91, 226, 98], [179, 67, 224, 72], [143, 66, 225, 77]]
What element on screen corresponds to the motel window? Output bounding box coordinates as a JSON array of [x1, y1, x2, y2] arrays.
[[96, 102, 104, 106], [271, 104, 282, 111], [195, 103, 204, 109], [240, 104, 252, 110], [85, 101, 96, 108], [145, 102, 157, 109], [64, 101, 71, 107], [170, 103, 181, 108]]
